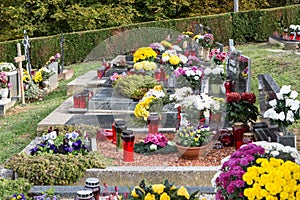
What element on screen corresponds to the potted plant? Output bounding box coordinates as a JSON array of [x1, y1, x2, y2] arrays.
[[174, 126, 213, 159], [263, 85, 300, 147], [0, 71, 12, 98], [212, 141, 300, 200]]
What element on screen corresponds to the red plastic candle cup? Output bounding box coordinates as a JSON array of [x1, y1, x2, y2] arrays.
[[154, 68, 161, 81], [233, 122, 249, 149], [97, 67, 105, 80], [80, 93, 88, 108], [112, 122, 117, 144], [190, 49, 196, 56], [121, 130, 135, 162], [184, 50, 190, 57], [73, 93, 81, 108], [147, 112, 160, 135]]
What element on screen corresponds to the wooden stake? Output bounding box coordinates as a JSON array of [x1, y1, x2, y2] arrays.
[[14, 43, 25, 104]]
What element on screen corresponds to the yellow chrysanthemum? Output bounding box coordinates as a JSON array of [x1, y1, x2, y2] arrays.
[[133, 47, 157, 63], [161, 40, 172, 48], [145, 193, 155, 200], [152, 184, 165, 194], [177, 186, 189, 199], [169, 55, 180, 65], [160, 192, 170, 200], [33, 71, 43, 83]]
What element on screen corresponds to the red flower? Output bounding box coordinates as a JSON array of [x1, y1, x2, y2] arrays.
[[226, 92, 241, 103], [241, 92, 256, 104]]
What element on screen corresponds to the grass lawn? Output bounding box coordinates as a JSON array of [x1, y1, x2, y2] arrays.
[[0, 42, 299, 165]]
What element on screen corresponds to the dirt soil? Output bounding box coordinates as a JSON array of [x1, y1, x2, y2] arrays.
[[97, 133, 236, 167]]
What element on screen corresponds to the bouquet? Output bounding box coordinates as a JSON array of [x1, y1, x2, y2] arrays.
[[263, 85, 300, 135], [204, 66, 225, 84], [173, 66, 203, 89], [134, 85, 166, 121], [161, 50, 188, 71], [130, 179, 199, 200], [133, 47, 157, 63], [175, 126, 212, 147], [225, 92, 260, 125], [0, 62, 16, 72], [46, 53, 61, 65], [149, 42, 165, 54], [0, 71, 12, 89], [110, 72, 127, 83], [212, 141, 300, 200], [209, 49, 227, 66], [194, 34, 214, 49]]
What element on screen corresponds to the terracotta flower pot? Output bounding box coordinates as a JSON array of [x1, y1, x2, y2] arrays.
[[176, 144, 207, 159]]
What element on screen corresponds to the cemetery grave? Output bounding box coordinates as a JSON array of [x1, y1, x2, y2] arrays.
[[1, 26, 300, 199]]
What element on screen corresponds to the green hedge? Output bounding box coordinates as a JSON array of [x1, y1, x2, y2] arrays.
[[0, 5, 299, 67]]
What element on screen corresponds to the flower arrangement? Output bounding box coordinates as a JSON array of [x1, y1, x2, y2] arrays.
[[212, 141, 300, 200], [203, 66, 225, 84], [46, 53, 61, 65], [134, 61, 157, 71], [161, 50, 188, 70], [130, 179, 199, 200], [134, 133, 177, 154], [173, 66, 203, 89], [149, 42, 165, 54], [0, 62, 16, 72], [209, 49, 227, 66], [40, 67, 56, 80], [187, 55, 200, 66], [110, 72, 127, 83], [225, 92, 260, 125], [175, 126, 212, 147], [30, 129, 89, 155], [0, 71, 12, 89], [133, 47, 157, 63], [134, 85, 166, 120], [193, 33, 214, 49], [289, 24, 300, 33], [263, 85, 300, 135]]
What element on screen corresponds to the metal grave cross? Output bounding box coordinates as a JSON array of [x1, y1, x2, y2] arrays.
[[22, 30, 32, 80]]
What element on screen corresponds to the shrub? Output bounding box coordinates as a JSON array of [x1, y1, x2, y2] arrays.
[[0, 178, 31, 199], [5, 152, 109, 185]]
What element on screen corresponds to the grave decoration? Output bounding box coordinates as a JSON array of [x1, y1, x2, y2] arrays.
[[263, 85, 300, 138], [130, 179, 199, 200], [212, 141, 300, 200], [30, 129, 89, 155], [134, 132, 177, 155]]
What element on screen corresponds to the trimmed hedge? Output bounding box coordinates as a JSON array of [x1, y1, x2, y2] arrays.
[[0, 5, 300, 67]]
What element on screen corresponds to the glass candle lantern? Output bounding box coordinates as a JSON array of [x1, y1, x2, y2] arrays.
[[84, 178, 100, 200], [121, 130, 135, 162], [147, 112, 160, 135], [97, 66, 105, 80], [115, 119, 127, 151], [74, 190, 95, 200], [243, 132, 255, 144], [73, 93, 81, 108], [154, 68, 161, 81]]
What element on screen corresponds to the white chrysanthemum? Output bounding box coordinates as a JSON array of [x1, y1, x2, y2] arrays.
[[194, 76, 199, 81], [150, 144, 157, 151], [195, 69, 202, 76], [290, 90, 298, 99], [172, 45, 182, 52], [276, 92, 283, 100], [286, 110, 295, 122], [178, 54, 188, 64], [269, 99, 277, 107], [280, 85, 291, 94], [162, 55, 170, 62], [204, 68, 212, 75], [263, 108, 278, 119], [290, 99, 300, 111], [190, 70, 195, 76], [270, 150, 280, 157], [278, 111, 285, 121]]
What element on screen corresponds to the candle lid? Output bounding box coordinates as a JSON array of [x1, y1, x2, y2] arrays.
[[77, 190, 93, 199], [85, 178, 100, 187]]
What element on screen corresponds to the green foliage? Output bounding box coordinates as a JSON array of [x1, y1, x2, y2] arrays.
[[24, 80, 44, 101], [134, 142, 177, 155], [4, 152, 108, 185], [0, 178, 32, 199], [113, 75, 158, 100]]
